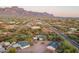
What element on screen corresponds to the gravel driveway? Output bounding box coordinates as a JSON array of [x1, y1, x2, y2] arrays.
[[17, 41, 50, 53]]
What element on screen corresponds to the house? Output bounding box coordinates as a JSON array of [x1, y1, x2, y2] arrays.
[[12, 41, 30, 49], [0, 45, 6, 53], [12, 43, 21, 48], [31, 26, 41, 30], [9, 21, 16, 24], [67, 28, 77, 34], [47, 41, 59, 52], [0, 42, 11, 50], [3, 25, 16, 29], [3, 42, 10, 47], [69, 28, 77, 33], [33, 35, 47, 41]]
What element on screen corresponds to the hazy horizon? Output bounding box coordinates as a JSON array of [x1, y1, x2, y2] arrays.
[[1, 6, 79, 17], [21, 6, 79, 17]]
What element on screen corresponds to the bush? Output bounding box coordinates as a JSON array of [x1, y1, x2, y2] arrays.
[[8, 29, 16, 32], [4, 36, 13, 43], [57, 40, 78, 53], [15, 34, 27, 41], [68, 34, 79, 43], [8, 48, 16, 53], [48, 33, 60, 41], [68, 35, 78, 39]]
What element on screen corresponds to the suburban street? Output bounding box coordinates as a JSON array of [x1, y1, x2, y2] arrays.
[[52, 27, 79, 49]]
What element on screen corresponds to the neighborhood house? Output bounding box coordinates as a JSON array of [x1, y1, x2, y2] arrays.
[[12, 41, 30, 49], [47, 41, 59, 52], [31, 26, 41, 30], [33, 35, 47, 41]]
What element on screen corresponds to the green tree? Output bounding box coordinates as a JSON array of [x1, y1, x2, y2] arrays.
[[58, 40, 78, 53]]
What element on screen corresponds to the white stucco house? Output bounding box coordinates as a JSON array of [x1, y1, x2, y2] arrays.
[[3, 42, 10, 47], [33, 35, 47, 41], [70, 28, 77, 32], [67, 28, 77, 34], [31, 26, 41, 30]]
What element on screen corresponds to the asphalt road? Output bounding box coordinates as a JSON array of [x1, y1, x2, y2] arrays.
[[52, 27, 79, 49]]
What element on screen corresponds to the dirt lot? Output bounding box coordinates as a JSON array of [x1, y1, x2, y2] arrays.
[[17, 41, 51, 53]]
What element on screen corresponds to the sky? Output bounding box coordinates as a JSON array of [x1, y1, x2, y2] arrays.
[[19, 6, 79, 17]]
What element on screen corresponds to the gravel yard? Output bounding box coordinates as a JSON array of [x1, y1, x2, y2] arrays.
[[17, 41, 51, 53]]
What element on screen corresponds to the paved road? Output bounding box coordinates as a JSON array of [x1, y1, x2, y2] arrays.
[[52, 27, 79, 49]]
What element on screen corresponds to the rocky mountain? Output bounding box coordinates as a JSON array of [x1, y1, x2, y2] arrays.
[[0, 6, 54, 18]]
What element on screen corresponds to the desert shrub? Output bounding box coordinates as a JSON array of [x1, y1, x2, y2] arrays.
[[57, 40, 78, 53], [8, 48, 16, 53]]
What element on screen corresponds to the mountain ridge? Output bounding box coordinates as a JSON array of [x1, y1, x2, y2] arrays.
[[0, 6, 54, 18]]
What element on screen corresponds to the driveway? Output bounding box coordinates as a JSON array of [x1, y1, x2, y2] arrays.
[[17, 41, 50, 53]]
